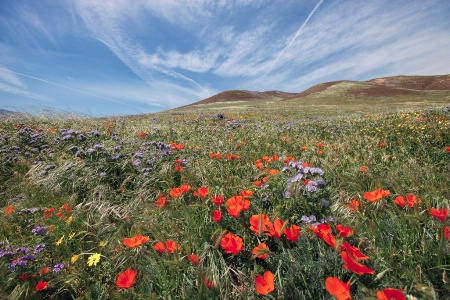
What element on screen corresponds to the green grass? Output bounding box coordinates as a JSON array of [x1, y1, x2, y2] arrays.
[[0, 104, 449, 299]]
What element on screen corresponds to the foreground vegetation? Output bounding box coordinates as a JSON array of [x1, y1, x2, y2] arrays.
[[0, 106, 449, 299]]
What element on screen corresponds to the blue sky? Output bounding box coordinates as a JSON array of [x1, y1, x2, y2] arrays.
[[1, 0, 450, 117]]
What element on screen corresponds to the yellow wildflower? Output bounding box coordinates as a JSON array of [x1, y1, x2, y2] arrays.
[[71, 254, 79, 264], [69, 232, 76, 239], [66, 215, 73, 224], [56, 235, 65, 246], [87, 253, 101, 266]]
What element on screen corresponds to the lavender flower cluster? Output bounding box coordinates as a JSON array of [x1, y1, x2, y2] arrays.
[[282, 160, 326, 198]]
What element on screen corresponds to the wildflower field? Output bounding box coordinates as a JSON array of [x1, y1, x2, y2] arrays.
[[0, 106, 449, 299]]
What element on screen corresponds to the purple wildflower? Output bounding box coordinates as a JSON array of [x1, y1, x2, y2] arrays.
[[33, 244, 46, 254]]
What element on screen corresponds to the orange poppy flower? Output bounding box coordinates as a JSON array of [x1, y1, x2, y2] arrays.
[[240, 190, 254, 197], [360, 166, 368, 172], [325, 277, 351, 300], [220, 232, 244, 255], [36, 281, 48, 291], [225, 195, 246, 218], [40, 267, 50, 274], [180, 184, 191, 192], [4, 205, 14, 216], [393, 196, 406, 207], [252, 243, 269, 260], [211, 195, 224, 205], [254, 160, 264, 169], [345, 199, 360, 211], [165, 240, 180, 254], [363, 188, 390, 202], [153, 241, 166, 253], [169, 188, 183, 198], [193, 187, 209, 198], [430, 208, 448, 221], [317, 142, 323, 148], [341, 250, 374, 275], [249, 214, 272, 235], [122, 234, 150, 249], [310, 224, 337, 249], [266, 219, 285, 238], [301, 146, 307, 151], [376, 288, 406, 300], [379, 141, 386, 148], [254, 270, 274, 295], [284, 224, 300, 242], [405, 194, 421, 208], [272, 155, 279, 161], [155, 197, 166, 208], [116, 269, 137, 289], [188, 254, 201, 265], [339, 242, 369, 260], [253, 180, 262, 187], [211, 210, 222, 222], [335, 224, 354, 238]]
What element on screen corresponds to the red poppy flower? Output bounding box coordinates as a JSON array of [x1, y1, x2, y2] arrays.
[[376, 288, 406, 300], [430, 208, 448, 221], [255, 271, 274, 295], [36, 281, 48, 291], [310, 224, 337, 249], [444, 226, 450, 241], [155, 197, 166, 208], [285, 224, 300, 242], [335, 224, 354, 238], [20, 273, 31, 281], [363, 188, 390, 202], [116, 269, 137, 289], [122, 234, 150, 248], [341, 250, 374, 275], [153, 241, 166, 253], [272, 155, 279, 161], [189, 254, 200, 265], [204, 277, 215, 288], [360, 165, 368, 172], [165, 240, 180, 254], [220, 232, 244, 255], [339, 242, 369, 260], [252, 243, 269, 260], [175, 165, 183, 172], [211, 195, 224, 205], [379, 141, 386, 148], [266, 219, 285, 238], [445, 146, 450, 152], [317, 142, 323, 148], [212, 210, 222, 222], [325, 277, 351, 300]]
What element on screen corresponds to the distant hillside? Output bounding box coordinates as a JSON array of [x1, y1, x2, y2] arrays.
[[173, 74, 450, 117], [366, 74, 450, 90], [181, 74, 450, 108]]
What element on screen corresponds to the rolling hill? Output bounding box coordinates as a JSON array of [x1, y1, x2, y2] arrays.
[[174, 74, 450, 117]]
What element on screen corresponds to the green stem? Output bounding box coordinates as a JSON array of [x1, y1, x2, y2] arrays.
[[437, 226, 445, 267]]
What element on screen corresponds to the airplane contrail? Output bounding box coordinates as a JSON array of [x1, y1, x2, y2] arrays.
[[0, 67, 147, 112], [269, 0, 324, 72]]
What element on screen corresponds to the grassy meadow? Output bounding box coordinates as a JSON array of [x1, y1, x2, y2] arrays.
[[0, 103, 449, 299]]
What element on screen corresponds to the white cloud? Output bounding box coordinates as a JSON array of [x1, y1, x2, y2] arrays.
[[0, 67, 26, 88], [0, 82, 49, 102]]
